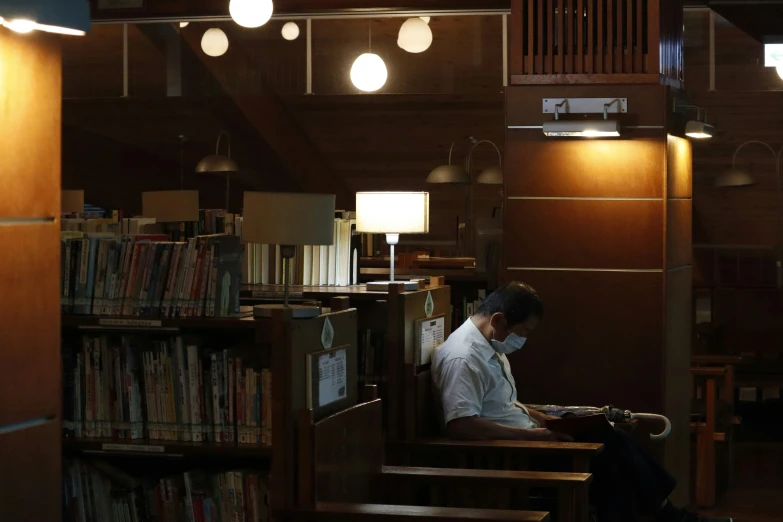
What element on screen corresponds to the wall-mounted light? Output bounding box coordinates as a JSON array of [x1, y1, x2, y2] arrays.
[[542, 97, 625, 138], [0, 0, 89, 36], [675, 102, 714, 139], [543, 120, 621, 138]]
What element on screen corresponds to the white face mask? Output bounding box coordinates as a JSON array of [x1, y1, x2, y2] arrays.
[[490, 331, 527, 355]]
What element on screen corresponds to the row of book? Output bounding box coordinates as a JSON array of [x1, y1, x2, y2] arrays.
[[60, 232, 242, 318], [239, 215, 362, 287], [63, 335, 271, 445], [450, 290, 487, 332], [64, 459, 269, 522], [62, 210, 237, 240]]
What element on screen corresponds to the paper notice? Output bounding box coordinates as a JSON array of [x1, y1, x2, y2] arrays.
[[419, 316, 446, 366], [318, 349, 347, 407]]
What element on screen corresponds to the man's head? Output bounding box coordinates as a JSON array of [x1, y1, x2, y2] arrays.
[[474, 282, 542, 350]]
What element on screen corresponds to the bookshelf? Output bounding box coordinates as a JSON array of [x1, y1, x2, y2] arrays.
[[61, 302, 359, 521]]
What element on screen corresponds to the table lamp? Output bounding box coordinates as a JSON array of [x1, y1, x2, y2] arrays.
[[356, 192, 429, 291], [242, 192, 336, 318]]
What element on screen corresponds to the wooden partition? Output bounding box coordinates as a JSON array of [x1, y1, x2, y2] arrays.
[[270, 307, 359, 510], [0, 30, 62, 522], [385, 283, 452, 441], [510, 0, 684, 83]]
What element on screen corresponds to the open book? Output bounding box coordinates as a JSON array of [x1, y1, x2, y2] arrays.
[[547, 414, 616, 442]]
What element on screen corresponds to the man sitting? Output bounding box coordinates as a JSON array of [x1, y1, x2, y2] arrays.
[[432, 281, 730, 522]]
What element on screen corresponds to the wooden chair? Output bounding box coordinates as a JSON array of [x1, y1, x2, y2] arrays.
[[690, 356, 742, 508], [279, 399, 594, 522]]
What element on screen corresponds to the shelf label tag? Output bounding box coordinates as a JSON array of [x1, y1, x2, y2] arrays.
[[101, 443, 165, 453], [425, 291, 435, 318], [99, 319, 163, 327], [321, 317, 335, 349]]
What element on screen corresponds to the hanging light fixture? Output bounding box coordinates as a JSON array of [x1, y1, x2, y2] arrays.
[[201, 28, 229, 57], [0, 0, 89, 36], [469, 139, 504, 185], [196, 131, 239, 211], [397, 17, 433, 53], [180, 22, 190, 28], [229, 0, 273, 28], [281, 21, 299, 40], [351, 22, 387, 92]]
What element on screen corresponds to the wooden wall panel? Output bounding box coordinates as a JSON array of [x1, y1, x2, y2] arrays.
[[667, 199, 692, 269], [663, 266, 692, 505], [505, 134, 666, 198], [0, 421, 61, 522], [506, 84, 667, 127], [666, 134, 692, 199], [507, 270, 664, 412], [0, 31, 61, 218], [505, 199, 664, 269], [0, 224, 61, 427]]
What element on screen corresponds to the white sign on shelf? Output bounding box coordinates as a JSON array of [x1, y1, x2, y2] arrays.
[[318, 349, 347, 407], [765, 44, 783, 67], [417, 315, 445, 366]]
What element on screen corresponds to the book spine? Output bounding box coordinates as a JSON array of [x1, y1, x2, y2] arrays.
[[134, 244, 153, 317], [121, 242, 142, 317], [152, 244, 172, 317], [197, 242, 213, 318], [176, 338, 192, 443], [161, 243, 181, 318], [235, 358, 243, 444], [92, 240, 110, 315], [262, 369, 271, 446], [189, 238, 207, 317], [211, 353, 222, 443], [187, 345, 203, 443], [227, 355, 234, 443], [177, 238, 197, 318]]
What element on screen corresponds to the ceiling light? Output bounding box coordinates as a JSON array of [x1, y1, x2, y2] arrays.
[[420, 16, 431, 24], [428, 140, 470, 184], [201, 28, 229, 57], [398, 17, 433, 53], [4, 19, 35, 33], [543, 120, 620, 138], [180, 22, 189, 28], [0, 0, 89, 36], [281, 21, 299, 40], [229, 0, 273, 28], [685, 120, 714, 139], [350, 53, 387, 92]]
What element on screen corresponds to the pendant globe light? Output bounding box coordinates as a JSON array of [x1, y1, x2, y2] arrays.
[[201, 27, 229, 57], [398, 17, 433, 53], [229, 0, 273, 28], [281, 21, 299, 40], [351, 21, 387, 92]]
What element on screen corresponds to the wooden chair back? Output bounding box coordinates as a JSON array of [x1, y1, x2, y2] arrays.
[[299, 399, 385, 506], [412, 369, 442, 439]]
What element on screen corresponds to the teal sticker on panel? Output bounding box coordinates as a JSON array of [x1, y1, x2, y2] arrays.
[[321, 317, 335, 349], [425, 291, 434, 318]]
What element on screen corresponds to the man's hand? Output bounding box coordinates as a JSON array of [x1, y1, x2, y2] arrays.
[[522, 428, 575, 442]]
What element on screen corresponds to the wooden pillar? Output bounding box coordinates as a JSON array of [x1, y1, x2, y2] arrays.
[[0, 30, 63, 521], [504, 0, 691, 503]]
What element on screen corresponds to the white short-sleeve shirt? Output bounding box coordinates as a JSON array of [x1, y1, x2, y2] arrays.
[[432, 318, 539, 430]]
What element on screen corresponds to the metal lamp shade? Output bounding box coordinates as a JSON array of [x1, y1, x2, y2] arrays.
[[476, 166, 504, 185], [195, 154, 239, 174], [714, 168, 758, 188], [427, 164, 470, 184]]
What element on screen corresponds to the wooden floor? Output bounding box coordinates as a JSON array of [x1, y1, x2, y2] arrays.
[[698, 443, 783, 522]]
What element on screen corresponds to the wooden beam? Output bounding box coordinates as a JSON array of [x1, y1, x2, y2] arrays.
[[91, 0, 510, 21], [179, 30, 351, 208]]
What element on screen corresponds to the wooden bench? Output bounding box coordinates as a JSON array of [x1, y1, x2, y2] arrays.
[[284, 398, 594, 522], [389, 368, 604, 475], [690, 357, 743, 507]]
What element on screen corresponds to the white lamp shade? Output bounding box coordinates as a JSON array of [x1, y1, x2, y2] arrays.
[[397, 17, 433, 53], [350, 53, 387, 92], [281, 21, 300, 40], [242, 192, 336, 245], [0, 0, 90, 35], [142, 191, 200, 223], [355, 192, 430, 234], [61, 190, 84, 214], [229, 0, 273, 28], [201, 28, 229, 57]]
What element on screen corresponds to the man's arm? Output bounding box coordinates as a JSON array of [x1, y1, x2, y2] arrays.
[[446, 416, 573, 442], [525, 407, 560, 428]]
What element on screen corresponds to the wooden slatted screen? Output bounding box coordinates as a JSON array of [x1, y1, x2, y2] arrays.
[[510, 0, 684, 81]]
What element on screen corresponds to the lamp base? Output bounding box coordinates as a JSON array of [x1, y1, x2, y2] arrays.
[[253, 304, 321, 319], [366, 280, 420, 292]]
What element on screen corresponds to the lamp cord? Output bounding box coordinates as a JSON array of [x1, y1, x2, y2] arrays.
[[369, 20, 372, 52]]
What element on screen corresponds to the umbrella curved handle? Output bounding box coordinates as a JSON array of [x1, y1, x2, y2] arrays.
[[631, 413, 672, 441]]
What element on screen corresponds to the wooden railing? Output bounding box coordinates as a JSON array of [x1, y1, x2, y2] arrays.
[[510, 0, 684, 83]]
